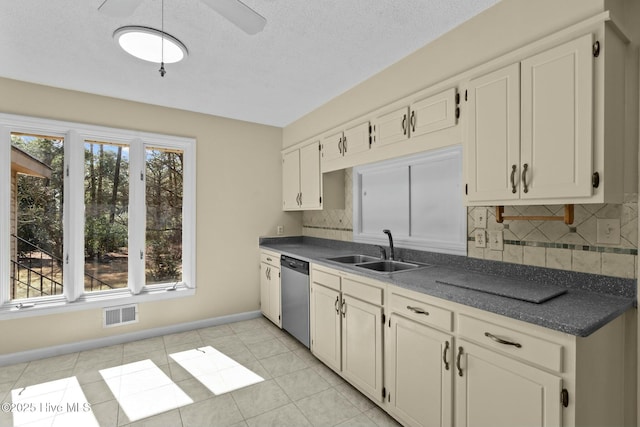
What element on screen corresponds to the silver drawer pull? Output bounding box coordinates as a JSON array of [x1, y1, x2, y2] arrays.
[[484, 332, 522, 348], [406, 306, 429, 316]]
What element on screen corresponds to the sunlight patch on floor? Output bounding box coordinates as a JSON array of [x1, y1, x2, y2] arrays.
[[10, 376, 98, 427], [99, 359, 192, 422], [170, 346, 264, 395]]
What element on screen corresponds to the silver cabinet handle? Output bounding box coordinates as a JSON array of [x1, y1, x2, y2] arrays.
[[343, 135, 347, 153], [406, 305, 429, 316], [443, 341, 450, 371], [510, 164, 517, 194], [522, 163, 529, 194], [338, 137, 343, 155], [484, 332, 522, 348], [410, 110, 416, 132], [401, 114, 408, 135], [334, 296, 340, 314], [299, 193, 302, 206], [341, 299, 346, 318], [456, 346, 464, 377]]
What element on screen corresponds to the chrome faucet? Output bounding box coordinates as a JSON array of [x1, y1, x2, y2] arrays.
[[383, 229, 395, 260]]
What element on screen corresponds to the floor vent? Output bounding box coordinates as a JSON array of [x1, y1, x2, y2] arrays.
[[103, 304, 139, 328]]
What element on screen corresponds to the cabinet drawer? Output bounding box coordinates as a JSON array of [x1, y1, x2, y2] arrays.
[[342, 278, 383, 306], [261, 251, 280, 266], [389, 292, 452, 332], [311, 268, 341, 291], [458, 314, 563, 372]]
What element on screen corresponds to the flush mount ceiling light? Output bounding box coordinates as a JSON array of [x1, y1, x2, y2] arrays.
[[113, 26, 188, 64]]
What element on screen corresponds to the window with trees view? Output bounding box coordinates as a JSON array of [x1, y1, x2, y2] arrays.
[[1, 114, 195, 313]]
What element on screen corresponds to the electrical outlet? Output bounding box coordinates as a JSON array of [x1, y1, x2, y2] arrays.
[[276, 225, 284, 235], [475, 230, 486, 248], [489, 230, 504, 251], [596, 219, 620, 244], [474, 208, 487, 229]]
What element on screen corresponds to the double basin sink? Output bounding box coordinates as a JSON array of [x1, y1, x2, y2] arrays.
[[326, 254, 429, 274]]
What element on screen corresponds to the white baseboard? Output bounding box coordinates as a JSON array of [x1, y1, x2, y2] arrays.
[[0, 310, 262, 367]]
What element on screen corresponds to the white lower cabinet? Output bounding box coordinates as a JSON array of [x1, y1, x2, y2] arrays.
[[386, 314, 453, 427], [454, 339, 561, 427], [310, 265, 385, 403], [310, 280, 341, 372], [341, 292, 383, 401], [259, 250, 281, 327], [304, 262, 632, 427]]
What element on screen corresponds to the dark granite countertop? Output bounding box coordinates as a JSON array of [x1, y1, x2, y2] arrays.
[[260, 236, 637, 337]]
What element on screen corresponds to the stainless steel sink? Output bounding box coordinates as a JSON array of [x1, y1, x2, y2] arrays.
[[355, 260, 427, 273], [327, 254, 380, 264]]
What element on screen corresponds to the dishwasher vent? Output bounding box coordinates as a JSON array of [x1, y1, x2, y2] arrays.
[[103, 304, 139, 327]]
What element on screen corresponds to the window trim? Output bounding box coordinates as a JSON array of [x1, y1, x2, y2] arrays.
[[352, 145, 466, 256], [0, 113, 196, 318]]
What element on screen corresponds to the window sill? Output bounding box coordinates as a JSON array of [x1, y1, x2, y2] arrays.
[[0, 285, 195, 320]]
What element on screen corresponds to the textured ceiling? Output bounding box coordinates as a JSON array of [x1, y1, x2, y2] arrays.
[[0, 0, 499, 127]]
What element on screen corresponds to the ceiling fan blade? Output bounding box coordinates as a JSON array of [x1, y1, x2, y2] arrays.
[[201, 0, 266, 35], [98, 0, 144, 17]]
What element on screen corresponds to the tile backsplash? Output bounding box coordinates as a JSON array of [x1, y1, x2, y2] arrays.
[[302, 168, 354, 241], [302, 169, 638, 279], [468, 196, 638, 279]]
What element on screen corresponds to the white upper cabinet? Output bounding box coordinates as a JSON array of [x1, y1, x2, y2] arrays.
[[521, 34, 593, 200], [372, 106, 410, 148], [465, 25, 627, 206], [466, 63, 521, 203], [321, 121, 371, 172], [282, 139, 322, 210], [372, 88, 458, 149], [321, 87, 461, 173]]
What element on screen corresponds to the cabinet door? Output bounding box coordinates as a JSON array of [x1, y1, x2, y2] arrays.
[[260, 262, 270, 319], [322, 131, 345, 164], [282, 150, 300, 210], [455, 339, 562, 427], [341, 295, 383, 402], [343, 122, 370, 157], [299, 141, 321, 209], [268, 265, 281, 327], [466, 63, 520, 203], [373, 106, 410, 147], [310, 283, 342, 372], [520, 34, 593, 200], [386, 315, 453, 427], [410, 88, 457, 138]]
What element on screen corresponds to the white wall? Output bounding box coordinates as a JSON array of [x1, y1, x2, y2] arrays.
[[0, 77, 302, 355]]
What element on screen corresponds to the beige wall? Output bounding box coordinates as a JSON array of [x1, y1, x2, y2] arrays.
[[0, 77, 302, 354], [283, 0, 606, 147]]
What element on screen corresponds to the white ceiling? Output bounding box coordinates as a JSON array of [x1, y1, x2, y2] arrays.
[[0, 0, 499, 127]]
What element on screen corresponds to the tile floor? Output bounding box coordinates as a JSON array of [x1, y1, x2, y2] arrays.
[[0, 317, 402, 427]]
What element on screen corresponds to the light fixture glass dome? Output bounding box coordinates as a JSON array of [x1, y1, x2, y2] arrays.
[[114, 26, 188, 64]]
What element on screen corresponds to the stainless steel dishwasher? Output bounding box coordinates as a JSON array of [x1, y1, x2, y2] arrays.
[[280, 255, 310, 348]]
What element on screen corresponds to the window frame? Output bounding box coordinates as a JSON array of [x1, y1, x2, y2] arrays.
[[352, 145, 466, 256], [0, 113, 196, 319]]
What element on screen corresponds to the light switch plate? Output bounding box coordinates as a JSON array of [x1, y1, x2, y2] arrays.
[[474, 208, 487, 229], [276, 225, 284, 235], [596, 219, 620, 244], [475, 230, 486, 248], [489, 230, 504, 251]]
